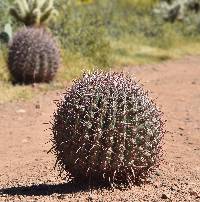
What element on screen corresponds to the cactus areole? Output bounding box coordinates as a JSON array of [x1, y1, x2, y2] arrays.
[[51, 71, 165, 184]]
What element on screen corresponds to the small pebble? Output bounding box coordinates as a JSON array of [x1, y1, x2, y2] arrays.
[[22, 139, 29, 143], [161, 192, 171, 199], [16, 109, 26, 113], [35, 104, 40, 109], [189, 188, 200, 198]]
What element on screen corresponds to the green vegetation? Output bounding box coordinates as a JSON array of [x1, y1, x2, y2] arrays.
[[1, 0, 200, 102], [154, 0, 200, 22], [9, 0, 58, 26]]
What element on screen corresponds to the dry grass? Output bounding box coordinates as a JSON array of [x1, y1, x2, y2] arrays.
[[1, 37, 200, 103], [112, 35, 200, 66]]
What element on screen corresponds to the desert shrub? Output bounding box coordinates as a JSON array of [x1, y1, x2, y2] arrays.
[[104, 0, 200, 45], [153, 0, 200, 39], [51, 71, 165, 184], [0, 1, 10, 28], [0, 1, 11, 82], [3, 0, 200, 68], [52, 1, 112, 67], [0, 51, 10, 82], [154, 0, 200, 22], [94, 0, 164, 40], [0, 0, 20, 34], [1, 0, 200, 85]]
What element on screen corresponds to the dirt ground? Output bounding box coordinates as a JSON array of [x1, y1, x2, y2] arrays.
[[0, 56, 200, 202]]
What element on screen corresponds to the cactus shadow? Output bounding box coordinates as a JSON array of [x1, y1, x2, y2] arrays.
[[0, 181, 109, 197]]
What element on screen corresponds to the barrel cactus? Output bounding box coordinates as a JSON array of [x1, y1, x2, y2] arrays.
[[8, 0, 60, 83], [50, 71, 165, 185], [8, 27, 60, 83]]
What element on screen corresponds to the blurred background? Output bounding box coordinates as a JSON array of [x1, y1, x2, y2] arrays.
[[1, 0, 200, 102]]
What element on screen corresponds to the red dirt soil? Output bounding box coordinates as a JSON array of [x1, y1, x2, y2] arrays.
[[0, 56, 200, 201]]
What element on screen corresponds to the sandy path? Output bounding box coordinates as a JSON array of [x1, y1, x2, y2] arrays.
[[0, 56, 200, 201]]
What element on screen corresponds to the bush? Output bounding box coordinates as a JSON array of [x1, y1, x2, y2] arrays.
[[52, 1, 112, 67], [0, 1, 10, 28]]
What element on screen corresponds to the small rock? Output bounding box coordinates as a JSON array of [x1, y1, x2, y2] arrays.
[[35, 104, 40, 109], [155, 171, 161, 176], [154, 182, 160, 188], [22, 138, 29, 143], [16, 109, 26, 113], [189, 188, 200, 198], [161, 192, 171, 199], [175, 156, 181, 159], [170, 186, 177, 191], [161, 182, 167, 187]]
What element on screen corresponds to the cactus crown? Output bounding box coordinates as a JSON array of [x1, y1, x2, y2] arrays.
[[10, 0, 57, 26]]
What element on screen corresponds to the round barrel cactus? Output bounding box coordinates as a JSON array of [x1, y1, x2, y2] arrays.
[[8, 27, 60, 83], [51, 71, 165, 184]]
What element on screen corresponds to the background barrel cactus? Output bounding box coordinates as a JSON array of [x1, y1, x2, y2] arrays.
[[51, 71, 165, 185], [8, 27, 60, 83], [8, 0, 60, 83]]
